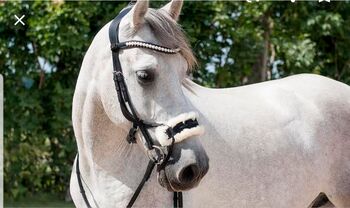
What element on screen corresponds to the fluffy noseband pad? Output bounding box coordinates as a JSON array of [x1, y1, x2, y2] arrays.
[[155, 112, 204, 146]]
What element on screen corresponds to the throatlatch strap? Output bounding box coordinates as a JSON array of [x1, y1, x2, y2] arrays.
[[76, 154, 92, 208], [126, 160, 156, 208]]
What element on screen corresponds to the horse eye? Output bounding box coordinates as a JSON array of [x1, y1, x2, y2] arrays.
[[136, 70, 154, 84]]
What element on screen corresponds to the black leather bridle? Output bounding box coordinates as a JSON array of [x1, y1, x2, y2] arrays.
[[76, 2, 189, 208]]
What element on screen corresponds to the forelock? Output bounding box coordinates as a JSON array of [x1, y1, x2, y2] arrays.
[[125, 8, 197, 71]]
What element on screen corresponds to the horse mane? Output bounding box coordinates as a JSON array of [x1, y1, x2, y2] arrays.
[[125, 8, 197, 71]]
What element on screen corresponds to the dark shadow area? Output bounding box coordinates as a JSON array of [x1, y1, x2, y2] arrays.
[[309, 192, 335, 208]]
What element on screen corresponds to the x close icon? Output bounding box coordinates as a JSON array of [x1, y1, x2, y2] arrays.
[[14, 15, 25, 26]]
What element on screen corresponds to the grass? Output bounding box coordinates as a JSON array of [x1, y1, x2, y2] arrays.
[[4, 194, 75, 208]]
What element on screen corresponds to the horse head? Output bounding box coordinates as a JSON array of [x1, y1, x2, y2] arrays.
[[100, 0, 209, 192]]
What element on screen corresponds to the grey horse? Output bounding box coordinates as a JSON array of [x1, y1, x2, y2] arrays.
[[70, 0, 350, 207]]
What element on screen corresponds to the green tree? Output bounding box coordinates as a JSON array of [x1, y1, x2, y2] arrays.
[[1, 1, 128, 199]]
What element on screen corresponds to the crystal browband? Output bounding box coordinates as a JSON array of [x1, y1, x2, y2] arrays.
[[111, 40, 181, 54]]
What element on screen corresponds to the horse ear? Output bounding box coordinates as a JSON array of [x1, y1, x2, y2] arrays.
[[131, 0, 149, 29], [160, 0, 183, 21]]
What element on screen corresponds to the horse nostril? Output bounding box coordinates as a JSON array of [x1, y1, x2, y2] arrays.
[[178, 164, 199, 184]]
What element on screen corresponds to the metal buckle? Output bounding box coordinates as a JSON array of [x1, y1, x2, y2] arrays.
[[113, 71, 123, 81], [147, 145, 166, 165]]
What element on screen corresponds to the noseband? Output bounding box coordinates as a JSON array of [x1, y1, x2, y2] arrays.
[[76, 3, 189, 208]]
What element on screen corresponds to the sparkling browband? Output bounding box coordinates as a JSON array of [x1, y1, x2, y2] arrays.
[[111, 40, 181, 54]]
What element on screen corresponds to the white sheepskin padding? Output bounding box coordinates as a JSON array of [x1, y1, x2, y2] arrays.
[[155, 112, 205, 146]]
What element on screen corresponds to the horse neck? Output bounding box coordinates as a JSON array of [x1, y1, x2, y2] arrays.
[[79, 96, 144, 177], [182, 78, 235, 148]]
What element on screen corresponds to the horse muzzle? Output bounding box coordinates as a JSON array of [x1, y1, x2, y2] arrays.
[[155, 112, 209, 191], [157, 145, 209, 191]]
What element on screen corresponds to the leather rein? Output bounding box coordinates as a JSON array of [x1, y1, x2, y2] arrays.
[[76, 3, 183, 208]]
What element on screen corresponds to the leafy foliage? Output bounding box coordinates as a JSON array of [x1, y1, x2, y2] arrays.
[[1, 0, 349, 200], [1, 1, 127, 199]]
